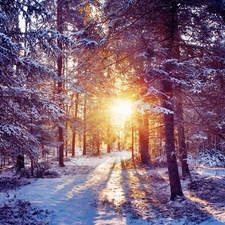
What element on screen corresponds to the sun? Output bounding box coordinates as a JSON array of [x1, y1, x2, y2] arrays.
[[110, 99, 133, 125]]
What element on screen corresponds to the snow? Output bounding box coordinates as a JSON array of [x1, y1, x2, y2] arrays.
[[217, 120, 225, 130], [1, 150, 225, 224]]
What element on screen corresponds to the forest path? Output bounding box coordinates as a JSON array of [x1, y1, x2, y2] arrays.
[[14, 151, 133, 225], [7, 151, 225, 225]]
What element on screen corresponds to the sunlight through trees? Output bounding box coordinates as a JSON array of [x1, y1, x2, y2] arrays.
[[110, 99, 133, 126], [1, 0, 225, 203]]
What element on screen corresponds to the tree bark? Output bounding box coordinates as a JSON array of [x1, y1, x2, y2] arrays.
[[175, 85, 191, 180], [57, 0, 64, 167], [163, 79, 183, 200], [16, 155, 24, 170], [131, 114, 134, 162], [107, 143, 111, 153], [162, 1, 183, 200], [139, 112, 151, 164], [83, 97, 87, 155], [71, 92, 79, 157]]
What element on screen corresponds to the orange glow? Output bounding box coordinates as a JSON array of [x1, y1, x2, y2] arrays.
[[110, 99, 133, 125]]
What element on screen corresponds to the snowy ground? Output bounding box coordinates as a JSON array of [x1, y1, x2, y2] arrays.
[[1, 150, 225, 224]]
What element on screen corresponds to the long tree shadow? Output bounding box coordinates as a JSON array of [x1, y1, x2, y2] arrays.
[[118, 159, 223, 224], [14, 158, 119, 225], [45, 155, 225, 224], [120, 160, 172, 222]]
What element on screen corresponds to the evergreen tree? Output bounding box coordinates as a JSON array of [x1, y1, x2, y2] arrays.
[[0, 0, 70, 171]]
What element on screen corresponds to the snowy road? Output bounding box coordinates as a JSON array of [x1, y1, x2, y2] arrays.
[[14, 151, 135, 225], [7, 150, 225, 225]]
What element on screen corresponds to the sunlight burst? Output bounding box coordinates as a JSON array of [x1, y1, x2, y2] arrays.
[[110, 99, 133, 125]]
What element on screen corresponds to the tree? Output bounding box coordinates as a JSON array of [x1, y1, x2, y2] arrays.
[[71, 92, 79, 157], [139, 111, 151, 164], [174, 84, 191, 179], [57, 0, 65, 167], [0, 0, 66, 172]]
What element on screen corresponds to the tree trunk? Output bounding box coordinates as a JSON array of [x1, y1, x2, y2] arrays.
[[83, 97, 87, 155], [107, 143, 111, 153], [162, 1, 183, 200], [16, 155, 24, 170], [131, 114, 134, 162], [163, 79, 183, 200], [31, 159, 34, 176], [57, 0, 64, 167], [139, 112, 151, 164], [97, 137, 100, 155], [175, 85, 191, 180], [107, 120, 111, 153], [71, 92, 79, 157]]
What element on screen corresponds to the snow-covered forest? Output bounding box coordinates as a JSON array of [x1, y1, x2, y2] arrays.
[[1, 0, 225, 224]]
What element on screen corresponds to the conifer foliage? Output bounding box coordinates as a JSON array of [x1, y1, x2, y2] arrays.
[[0, 0, 62, 166], [1, 0, 225, 202]]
